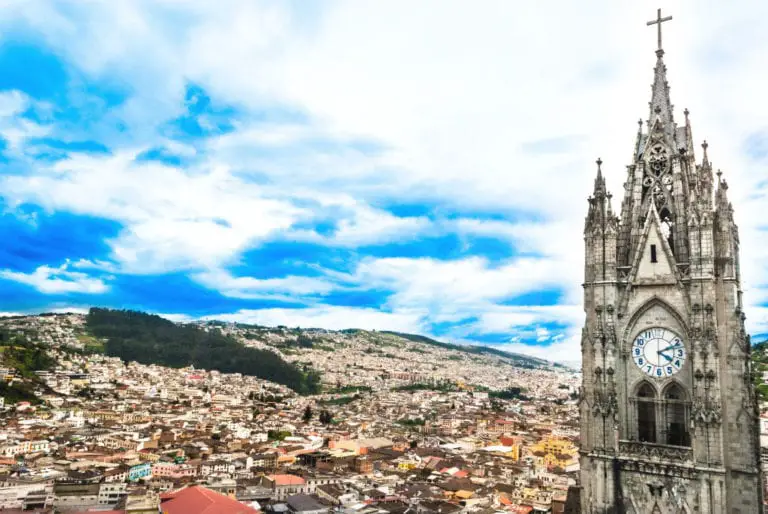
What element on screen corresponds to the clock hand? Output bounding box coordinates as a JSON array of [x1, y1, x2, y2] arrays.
[[658, 344, 683, 354], [658, 352, 673, 363]]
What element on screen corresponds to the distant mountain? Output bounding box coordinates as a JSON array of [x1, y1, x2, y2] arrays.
[[379, 331, 561, 369], [224, 323, 559, 370]]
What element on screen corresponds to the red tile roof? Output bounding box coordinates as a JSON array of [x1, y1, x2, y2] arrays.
[[160, 485, 259, 514], [268, 474, 306, 486]]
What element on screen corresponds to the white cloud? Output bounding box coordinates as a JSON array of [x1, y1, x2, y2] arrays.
[[0, 90, 27, 117], [2, 152, 305, 274], [354, 255, 571, 315], [494, 333, 582, 365], [0, 263, 109, 294], [751, 307, 768, 341], [453, 218, 584, 305], [45, 306, 90, 315], [192, 268, 336, 300], [155, 312, 195, 323], [1, 0, 767, 362], [286, 200, 431, 248], [0, 90, 50, 154], [70, 259, 120, 273]]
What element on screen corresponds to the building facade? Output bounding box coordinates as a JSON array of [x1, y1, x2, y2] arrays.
[[579, 11, 764, 514]]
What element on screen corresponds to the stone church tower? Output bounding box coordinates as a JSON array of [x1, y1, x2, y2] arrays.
[[579, 11, 764, 514]]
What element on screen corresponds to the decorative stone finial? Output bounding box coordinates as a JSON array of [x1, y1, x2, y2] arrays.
[[702, 140, 710, 166]]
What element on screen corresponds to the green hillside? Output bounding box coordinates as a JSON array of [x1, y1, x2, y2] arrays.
[[0, 329, 55, 405], [85, 308, 321, 395]]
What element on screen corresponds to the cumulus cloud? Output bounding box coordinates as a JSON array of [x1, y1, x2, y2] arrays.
[[0, 263, 109, 294], [1, 0, 767, 363], [0, 90, 50, 153], [2, 152, 304, 273], [192, 268, 336, 300]]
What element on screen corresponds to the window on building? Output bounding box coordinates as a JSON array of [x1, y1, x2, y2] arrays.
[[650, 244, 658, 263], [663, 384, 690, 446], [637, 382, 656, 443]]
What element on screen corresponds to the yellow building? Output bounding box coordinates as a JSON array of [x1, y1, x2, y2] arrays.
[[529, 436, 577, 470]]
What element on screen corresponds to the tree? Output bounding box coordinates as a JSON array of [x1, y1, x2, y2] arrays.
[[303, 405, 314, 422], [268, 430, 291, 441], [319, 409, 333, 424], [297, 334, 314, 348]]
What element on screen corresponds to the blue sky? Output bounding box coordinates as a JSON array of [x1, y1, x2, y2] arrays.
[[1, 1, 767, 362]]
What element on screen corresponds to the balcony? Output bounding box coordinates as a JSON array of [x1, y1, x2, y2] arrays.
[[618, 440, 693, 462]]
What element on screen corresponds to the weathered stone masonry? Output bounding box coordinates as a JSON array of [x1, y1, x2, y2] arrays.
[[579, 11, 764, 514]]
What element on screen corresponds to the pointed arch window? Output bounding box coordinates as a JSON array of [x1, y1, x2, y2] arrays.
[[663, 383, 690, 446], [659, 207, 674, 252], [636, 382, 657, 443]]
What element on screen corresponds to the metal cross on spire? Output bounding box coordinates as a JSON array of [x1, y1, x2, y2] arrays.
[[646, 8, 673, 51]]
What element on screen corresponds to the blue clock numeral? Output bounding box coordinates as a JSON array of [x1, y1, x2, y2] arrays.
[[636, 338, 644, 346], [666, 366, 673, 375]]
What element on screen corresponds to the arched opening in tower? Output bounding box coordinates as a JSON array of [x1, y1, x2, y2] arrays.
[[663, 383, 690, 446], [636, 382, 657, 443]]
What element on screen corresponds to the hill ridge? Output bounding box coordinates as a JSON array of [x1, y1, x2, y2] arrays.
[[196, 319, 558, 369]]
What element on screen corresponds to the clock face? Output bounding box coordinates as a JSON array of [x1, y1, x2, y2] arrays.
[[632, 327, 686, 378]]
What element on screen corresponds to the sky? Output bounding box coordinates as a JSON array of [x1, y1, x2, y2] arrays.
[[0, 0, 767, 363]]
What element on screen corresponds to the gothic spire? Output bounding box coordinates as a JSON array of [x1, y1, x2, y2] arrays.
[[593, 157, 606, 197], [634, 118, 644, 158], [683, 108, 694, 155], [715, 170, 729, 208], [646, 9, 675, 135], [586, 158, 615, 233], [697, 140, 715, 208], [701, 140, 710, 168], [648, 49, 674, 131]]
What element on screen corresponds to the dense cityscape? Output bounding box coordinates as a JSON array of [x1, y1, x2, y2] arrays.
[[0, 311, 581, 513]]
